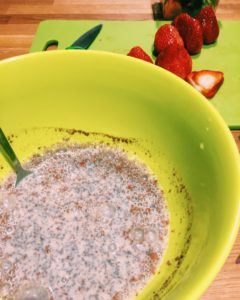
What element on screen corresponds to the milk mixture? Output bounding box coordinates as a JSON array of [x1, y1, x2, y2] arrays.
[[0, 145, 169, 300]]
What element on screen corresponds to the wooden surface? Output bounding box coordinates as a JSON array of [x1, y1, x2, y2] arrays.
[[0, 0, 240, 299]]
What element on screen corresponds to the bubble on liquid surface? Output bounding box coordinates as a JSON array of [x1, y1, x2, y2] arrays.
[[101, 203, 116, 218], [61, 277, 67, 284], [6, 226, 14, 234], [108, 243, 117, 252], [16, 283, 50, 300], [1, 259, 12, 271], [145, 229, 157, 243], [131, 227, 144, 243]]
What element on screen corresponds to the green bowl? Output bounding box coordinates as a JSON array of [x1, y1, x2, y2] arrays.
[[0, 50, 239, 300]]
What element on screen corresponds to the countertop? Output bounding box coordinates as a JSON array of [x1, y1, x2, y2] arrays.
[[0, 0, 240, 299]]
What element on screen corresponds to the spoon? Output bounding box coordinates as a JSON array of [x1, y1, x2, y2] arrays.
[[0, 128, 32, 186]]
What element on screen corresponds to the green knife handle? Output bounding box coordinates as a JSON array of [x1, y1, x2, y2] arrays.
[[65, 45, 85, 50]]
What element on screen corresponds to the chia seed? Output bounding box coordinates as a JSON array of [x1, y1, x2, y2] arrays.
[[0, 144, 169, 300]]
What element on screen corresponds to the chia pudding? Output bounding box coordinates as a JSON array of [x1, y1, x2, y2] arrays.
[[0, 144, 169, 300]]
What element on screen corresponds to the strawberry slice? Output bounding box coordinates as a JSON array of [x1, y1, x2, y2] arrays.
[[186, 70, 224, 98], [127, 46, 153, 63]]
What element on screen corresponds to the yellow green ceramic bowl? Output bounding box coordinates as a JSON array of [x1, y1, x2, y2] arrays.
[[0, 51, 240, 300]]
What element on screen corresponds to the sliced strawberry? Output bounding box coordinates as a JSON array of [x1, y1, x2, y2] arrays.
[[127, 46, 153, 63], [196, 5, 219, 44], [155, 45, 192, 79], [186, 70, 224, 98], [154, 24, 184, 55], [172, 13, 203, 55]]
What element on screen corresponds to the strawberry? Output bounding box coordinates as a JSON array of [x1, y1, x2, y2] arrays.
[[172, 13, 203, 55], [154, 24, 184, 55], [127, 46, 153, 63], [186, 70, 224, 98], [196, 5, 219, 44], [155, 45, 192, 79], [162, 0, 182, 20]]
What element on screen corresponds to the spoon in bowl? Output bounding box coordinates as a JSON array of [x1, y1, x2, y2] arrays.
[[0, 128, 32, 186]]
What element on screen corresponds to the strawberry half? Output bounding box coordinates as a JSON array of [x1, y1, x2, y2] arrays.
[[127, 46, 153, 63], [186, 70, 224, 98], [173, 13, 203, 55], [155, 45, 192, 79], [154, 24, 184, 55], [196, 5, 219, 44]]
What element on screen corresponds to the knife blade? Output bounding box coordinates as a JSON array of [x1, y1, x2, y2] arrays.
[[66, 24, 103, 50]]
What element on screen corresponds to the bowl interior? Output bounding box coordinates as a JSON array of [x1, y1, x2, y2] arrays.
[[0, 51, 239, 300]]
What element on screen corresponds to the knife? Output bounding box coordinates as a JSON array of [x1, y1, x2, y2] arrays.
[[66, 24, 103, 50]]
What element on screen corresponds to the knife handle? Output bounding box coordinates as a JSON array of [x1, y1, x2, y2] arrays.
[[65, 45, 85, 50]]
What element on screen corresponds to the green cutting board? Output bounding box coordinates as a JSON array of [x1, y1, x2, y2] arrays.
[[30, 20, 240, 129]]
